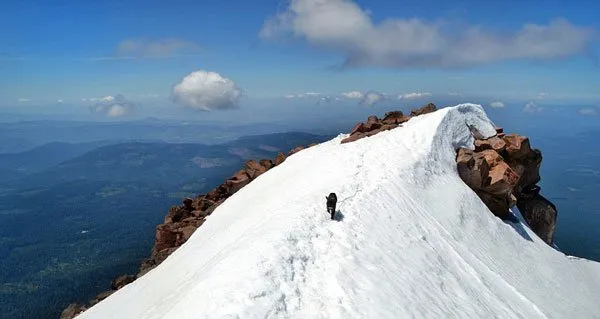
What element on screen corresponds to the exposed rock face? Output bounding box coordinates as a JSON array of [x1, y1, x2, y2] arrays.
[[456, 127, 557, 245], [516, 186, 558, 244], [61, 141, 316, 318], [341, 103, 439, 144]]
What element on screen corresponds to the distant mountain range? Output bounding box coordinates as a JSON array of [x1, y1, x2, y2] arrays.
[[0, 131, 332, 319]]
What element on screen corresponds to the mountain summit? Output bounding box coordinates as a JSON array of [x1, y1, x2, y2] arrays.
[[73, 104, 600, 318]]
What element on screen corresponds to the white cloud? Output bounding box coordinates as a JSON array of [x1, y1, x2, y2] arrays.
[[523, 101, 543, 113], [89, 94, 136, 117], [447, 92, 463, 97], [116, 38, 201, 58], [490, 101, 506, 108], [260, 0, 594, 68], [340, 91, 364, 99], [398, 92, 432, 100], [579, 107, 598, 116], [360, 90, 385, 106], [17, 98, 30, 103], [57, 99, 63, 103], [171, 70, 242, 111]]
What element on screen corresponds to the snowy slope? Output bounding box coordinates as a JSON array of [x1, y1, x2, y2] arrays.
[[79, 104, 600, 319]]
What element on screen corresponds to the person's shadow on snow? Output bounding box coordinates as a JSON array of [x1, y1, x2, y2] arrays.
[[333, 210, 344, 222]]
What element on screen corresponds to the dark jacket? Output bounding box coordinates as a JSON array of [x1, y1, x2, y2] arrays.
[[326, 193, 337, 208]]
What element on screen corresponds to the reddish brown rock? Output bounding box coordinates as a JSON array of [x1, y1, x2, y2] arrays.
[[288, 146, 305, 156], [474, 136, 506, 153], [259, 159, 274, 170], [382, 111, 410, 125], [274, 152, 286, 165], [195, 197, 215, 212], [341, 134, 362, 144], [176, 225, 198, 246], [482, 162, 519, 196], [60, 303, 87, 319], [182, 197, 193, 209], [111, 274, 135, 290], [457, 148, 487, 190], [366, 115, 379, 124], [350, 122, 367, 135], [204, 198, 225, 215], [225, 171, 251, 194], [153, 224, 177, 255], [503, 134, 531, 159], [365, 121, 382, 131], [410, 103, 437, 116], [245, 159, 272, 179]]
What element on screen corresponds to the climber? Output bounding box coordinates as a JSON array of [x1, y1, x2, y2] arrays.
[[326, 193, 337, 220]]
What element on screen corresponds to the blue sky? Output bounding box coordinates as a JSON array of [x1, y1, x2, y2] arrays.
[[1, 0, 599, 117]]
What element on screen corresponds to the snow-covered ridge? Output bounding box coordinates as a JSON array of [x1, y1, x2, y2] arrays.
[[77, 104, 600, 318]]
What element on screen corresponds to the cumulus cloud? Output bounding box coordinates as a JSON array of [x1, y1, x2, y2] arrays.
[[171, 70, 242, 111], [359, 90, 386, 106], [260, 0, 594, 68], [116, 38, 201, 58], [490, 101, 506, 108], [523, 101, 543, 113], [89, 94, 136, 117], [340, 91, 364, 99], [579, 107, 598, 116], [398, 92, 432, 100]]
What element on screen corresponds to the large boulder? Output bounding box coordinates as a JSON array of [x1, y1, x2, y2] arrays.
[[382, 111, 410, 125], [225, 170, 251, 194], [153, 224, 177, 255], [503, 134, 532, 159], [410, 103, 437, 116], [516, 186, 557, 245], [474, 136, 506, 153]]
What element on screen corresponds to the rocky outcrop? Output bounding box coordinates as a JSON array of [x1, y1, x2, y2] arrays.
[[341, 103, 438, 144], [516, 185, 558, 244], [410, 103, 437, 116], [456, 127, 557, 245], [61, 142, 319, 318]]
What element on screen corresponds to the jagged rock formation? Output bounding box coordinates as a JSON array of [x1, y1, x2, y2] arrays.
[[456, 127, 557, 245], [61, 145, 315, 318]]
